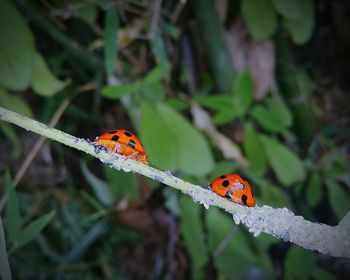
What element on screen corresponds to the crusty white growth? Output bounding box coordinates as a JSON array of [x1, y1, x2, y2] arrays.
[[0, 106, 349, 259]]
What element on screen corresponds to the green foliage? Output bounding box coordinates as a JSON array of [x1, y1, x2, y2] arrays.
[[241, 0, 277, 41], [180, 196, 208, 279], [0, 217, 12, 280], [151, 32, 171, 79], [261, 135, 305, 186], [5, 171, 55, 248], [231, 72, 254, 116], [141, 101, 214, 176], [306, 173, 322, 207], [284, 245, 315, 280], [243, 123, 268, 176], [31, 53, 70, 96], [326, 180, 350, 221], [104, 7, 119, 77], [0, 0, 35, 90], [80, 159, 116, 207]]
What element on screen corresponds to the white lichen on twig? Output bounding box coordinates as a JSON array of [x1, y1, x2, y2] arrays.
[[0, 106, 349, 259]]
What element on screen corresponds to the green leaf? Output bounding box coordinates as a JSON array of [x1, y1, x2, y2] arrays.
[[80, 159, 115, 206], [241, 0, 277, 41], [157, 102, 214, 176], [312, 268, 336, 280], [103, 165, 138, 200], [142, 81, 164, 100], [180, 196, 208, 279], [250, 98, 292, 133], [101, 82, 139, 99], [210, 161, 239, 181], [271, 0, 309, 20], [104, 6, 118, 77], [261, 135, 305, 186], [0, 217, 12, 280], [0, 0, 36, 90], [151, 33, 170, 79], [140, 101, 178, 170], [0, 88, 33, 117], [258, 184, 289, 208], [17, 211, 55, 247], [166, 98, 189, 111], [282, 0, 314, 45], [77, 3, 98, 24], [284, 245, 315, 280], [212, 109, 239, 125], [30, 53, 70, 96], [5, 170, 21, 244], [0, 122, 21, 159], [231, 72, 254, 116], [195, 95, 234, 111], [243, 123, 268, 176], [306, 173, 322, 207], [206, 208, 256, 278], [326, 180, 350, 221]]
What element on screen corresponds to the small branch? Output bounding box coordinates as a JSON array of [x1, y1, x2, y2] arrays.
[[0, 106, 349, 259]]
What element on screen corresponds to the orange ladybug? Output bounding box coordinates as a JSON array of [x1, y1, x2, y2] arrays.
[[208, 174, 256, 207], [93, 129, 148, 164]]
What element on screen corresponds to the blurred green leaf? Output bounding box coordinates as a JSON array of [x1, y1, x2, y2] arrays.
[[80, 160, 115, 206], [242, 0, 277, 41], [213, 109, 239, 125], [180, 196, 208, 279], [151, 33, 170, 79], [103, 165, 138, 200], [243, 123, 268, 176], [0, 217, 12, 280], [0, 122, 21, 159], [251, 98, 292, 133], [284, 245, 315, 280], [282, 0, 314, 45], [258, 184, 289, 208], [158, 102, 214, 176], [143, 66, 163, 84], [312, 268, 336, 280], [17, 211, 55, 247], [166, 98, 189, 111], [5, 170, 21, 244], [102, 82, 139, 99], [206, 208, 256, 279], [77, 3, 98, 24], [261, 135, 305, 186], [195, 95, 234, 111], [271, 0, 311, 20], [306, 173, 322, 207], [0, 88, 33, 117], [231, 72, 253, 116], [142, 81, 164, 101], [326, 180, 350, 221], [0, 0, 35, 90], [210, 161, 239, 181], [140, 101, 178, 170], [104, 6, 118, 77], [338, 211, 350, 232], [163, 189, 181, 216], [30, 53, 70, 96]]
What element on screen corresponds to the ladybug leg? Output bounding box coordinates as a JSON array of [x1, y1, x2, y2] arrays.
[[224, 190, 233, 199], [207, 183, 212, 190]]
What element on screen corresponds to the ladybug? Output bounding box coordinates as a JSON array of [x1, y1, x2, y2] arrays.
[[93, 129, 148, 164], [208, 174, 256, 207]]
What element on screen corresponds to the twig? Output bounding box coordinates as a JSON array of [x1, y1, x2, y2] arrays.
[[0, 106, 349, 259]]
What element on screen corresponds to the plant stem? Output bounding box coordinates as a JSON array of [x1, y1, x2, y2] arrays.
[[0, 106, 349, 259]]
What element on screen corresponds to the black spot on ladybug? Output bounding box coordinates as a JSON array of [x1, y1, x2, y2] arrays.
[[220, 175, 226, 179], [222, 180, 230, 187], [128, 139, 136, 148], [124, 131, 132, 137], [225, 190, 233, 199], [108, 130, 117, 134], [112, 135, 119, 141], [241, 194, 248, 205]]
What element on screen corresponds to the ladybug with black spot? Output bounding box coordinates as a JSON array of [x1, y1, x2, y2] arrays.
[[93, 129, 148, 165], [208, 174, 256, 207]]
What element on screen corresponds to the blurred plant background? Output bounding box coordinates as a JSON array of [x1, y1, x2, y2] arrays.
[[0, 0, 349, 279]]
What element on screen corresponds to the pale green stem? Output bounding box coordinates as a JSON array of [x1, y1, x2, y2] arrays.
[[0, 106, 349, 259]]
